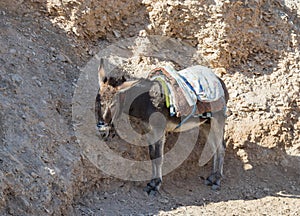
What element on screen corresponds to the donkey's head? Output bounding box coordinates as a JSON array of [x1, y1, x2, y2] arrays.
[[95, 59, 137, 139]]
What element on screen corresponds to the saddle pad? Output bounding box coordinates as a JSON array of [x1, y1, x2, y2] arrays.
[[148, 66, 226, 117]]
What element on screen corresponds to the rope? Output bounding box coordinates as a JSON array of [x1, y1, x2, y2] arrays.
[[175, 103, 197, 129]]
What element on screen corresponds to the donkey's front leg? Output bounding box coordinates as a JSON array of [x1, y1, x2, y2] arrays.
[[144, 136, 165, 195]]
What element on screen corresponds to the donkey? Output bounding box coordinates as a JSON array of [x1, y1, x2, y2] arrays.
[[95, 59, 229, 194]]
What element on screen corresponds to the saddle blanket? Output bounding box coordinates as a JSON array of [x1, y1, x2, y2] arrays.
[[178, 65, 225, 102], [148, 65, 226, 117]]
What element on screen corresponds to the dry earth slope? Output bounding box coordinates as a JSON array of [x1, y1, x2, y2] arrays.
[[0, 0, 299, 215]]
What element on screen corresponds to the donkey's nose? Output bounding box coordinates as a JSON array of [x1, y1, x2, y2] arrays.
[[97, 121, 105, 128]]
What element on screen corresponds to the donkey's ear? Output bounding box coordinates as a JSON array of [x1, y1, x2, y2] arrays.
[[98, 58, 107, 86]]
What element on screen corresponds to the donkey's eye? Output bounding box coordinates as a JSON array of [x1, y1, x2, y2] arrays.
[[103, 77, 108, 83]]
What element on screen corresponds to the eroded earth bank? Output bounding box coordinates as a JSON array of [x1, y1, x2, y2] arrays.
[[0, 0, 299, 215]]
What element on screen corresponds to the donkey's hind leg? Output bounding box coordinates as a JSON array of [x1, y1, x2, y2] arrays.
[[204, 112, 226, 190], [205, 140, 226, 190], [144, 135, 165, 195]]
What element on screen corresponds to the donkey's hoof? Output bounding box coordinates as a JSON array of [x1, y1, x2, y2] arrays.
[[149, 190, 159, 197], [211, 183, 221, 191], [143, 185, 153, 194], [143, 185, 159, 196], [144, 178, 162, 196], [204, 179, 213, 186], [205, 173, 222, 190], [204, 179, 221, 190]]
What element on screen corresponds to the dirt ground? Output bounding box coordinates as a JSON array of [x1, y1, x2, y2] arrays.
[[0, 0, 299, 215]]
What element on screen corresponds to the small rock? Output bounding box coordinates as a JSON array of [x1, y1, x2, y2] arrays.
[[45, 167, 55, 175], [231, 90, 239, 98], [280, 157, 289, 167], [44, 208, 50, 213], [139, 30, 147, 37], [31, 172, 39, 178], [263, 187, 270, 192], [243, 163, 253, 170], [113, 30, 121, 38], [20, 197, 30, 208], [88, 49, 95, 56], [58, 53, 71, 63], [35, 79, 42, 87], [11, 74, 23, 85], [57, 53, 67, 62], [34, 12, 41, 17], [9, 48, 16, 54], [8, 208, 14, 215], [158, 197, 169, 204], [39, 121, 46, 128]]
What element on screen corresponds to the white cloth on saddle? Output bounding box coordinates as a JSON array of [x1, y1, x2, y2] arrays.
[[164, 65, 224, 106], [178, 65, 224, 102], [163, 65, 197, 106]]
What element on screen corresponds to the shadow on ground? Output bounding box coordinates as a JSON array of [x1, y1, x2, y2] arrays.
[[73, 124, 300, 215]]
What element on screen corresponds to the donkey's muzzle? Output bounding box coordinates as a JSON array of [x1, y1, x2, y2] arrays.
[[97, 121, 110, 139], [97, 121, 105, 128]]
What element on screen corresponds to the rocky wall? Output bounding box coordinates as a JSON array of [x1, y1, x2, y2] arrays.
[[31, 0, 148, 40]]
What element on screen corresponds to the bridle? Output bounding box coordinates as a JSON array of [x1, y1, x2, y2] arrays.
[[95, 90, 112, 139], [95, 79, 136, 140], [96, 94, 120, 140]]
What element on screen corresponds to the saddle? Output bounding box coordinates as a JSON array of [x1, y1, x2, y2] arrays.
[[148, 66, 226, 117]]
